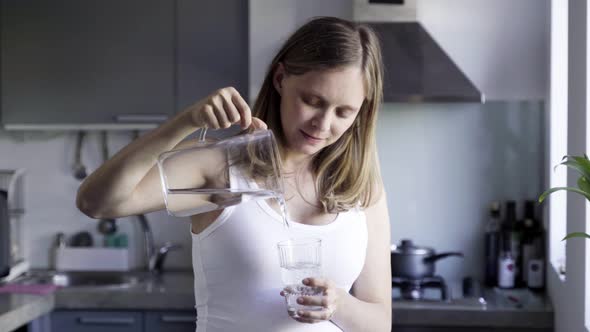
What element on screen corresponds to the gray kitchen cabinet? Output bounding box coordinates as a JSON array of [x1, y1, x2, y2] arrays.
[[47, 310, 195, 332], [144, 310, 195, 332], [0, 0, 175, 129], [0, 0, 248, 129], [50, 310, 143, 332], [176, 0, 249, 111]]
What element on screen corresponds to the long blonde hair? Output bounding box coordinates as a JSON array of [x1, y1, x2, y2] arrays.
[[252, 17, 384, 212]]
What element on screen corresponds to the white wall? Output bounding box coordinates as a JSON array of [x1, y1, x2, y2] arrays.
[[418, 0, 549, 101], [248, 0, 353, 101]]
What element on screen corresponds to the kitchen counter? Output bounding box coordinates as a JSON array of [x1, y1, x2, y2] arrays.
[[0, 271, 553, 331], [0, 271, 194, 331], [0, 293, 54, 332], [392, 287, 553, 329], [53, 271, 194, 310], [393, 302, 553, 329]]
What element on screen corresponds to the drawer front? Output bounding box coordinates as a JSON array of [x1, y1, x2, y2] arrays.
[[51, 310, 142, 332], [145, 310, 196, 332]]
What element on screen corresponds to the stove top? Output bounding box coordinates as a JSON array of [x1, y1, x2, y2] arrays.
[[392, 275, 449, 302]]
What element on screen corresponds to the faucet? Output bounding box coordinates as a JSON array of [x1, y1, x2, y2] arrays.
[[136, 214, 181, 274]]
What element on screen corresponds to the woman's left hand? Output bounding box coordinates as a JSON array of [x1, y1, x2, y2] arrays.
[[281, 278, 342, 324]]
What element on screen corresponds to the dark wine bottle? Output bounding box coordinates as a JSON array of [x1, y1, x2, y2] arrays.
[[521, 200, 546, 291], [484, 201, 501, 287], [502, 201, 524, 287], [520, 200, 537, 285]]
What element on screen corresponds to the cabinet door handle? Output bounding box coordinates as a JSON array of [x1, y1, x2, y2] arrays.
[[161, 315, 195, 323], [114, 114, 169, 123], [78, 317, 135, 325]]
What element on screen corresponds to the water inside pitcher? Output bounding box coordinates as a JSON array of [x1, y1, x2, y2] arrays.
[[157, 129, 284, 218]]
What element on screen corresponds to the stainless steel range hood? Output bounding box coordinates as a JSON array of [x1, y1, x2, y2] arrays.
[[354, 1, 485, 103], [367, 22, 485, 103]]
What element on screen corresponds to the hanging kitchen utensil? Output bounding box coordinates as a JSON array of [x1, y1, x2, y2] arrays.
[[97, 219, 118, 235], [96, 131, 117, 236], [71, 131, 87, 180]]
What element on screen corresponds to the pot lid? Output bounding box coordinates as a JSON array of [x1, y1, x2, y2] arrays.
[[391, 239, 433, 255]]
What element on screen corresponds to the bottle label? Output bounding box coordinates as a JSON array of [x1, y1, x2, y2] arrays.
[[498, 256, 515, 288], [527, 259, 544, 288]]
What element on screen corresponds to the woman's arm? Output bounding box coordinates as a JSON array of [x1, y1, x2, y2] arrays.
[[76, 87, 259, 219], [76, 110, 199, 219], [332, 191, 392, 331]]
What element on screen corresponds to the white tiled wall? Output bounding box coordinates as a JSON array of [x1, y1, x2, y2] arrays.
[[0, 130, 192, 270]]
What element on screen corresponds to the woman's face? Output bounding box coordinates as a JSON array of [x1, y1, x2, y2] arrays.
[[274, 64, 366, 157]]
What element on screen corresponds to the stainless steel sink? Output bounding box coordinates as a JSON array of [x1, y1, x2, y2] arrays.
[[16, 271, 148, 288]]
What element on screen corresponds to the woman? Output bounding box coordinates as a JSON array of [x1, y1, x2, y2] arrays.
[[77, 17, 391, 331]]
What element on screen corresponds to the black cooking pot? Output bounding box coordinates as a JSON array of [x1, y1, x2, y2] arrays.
[[391, 239, 463, 280]]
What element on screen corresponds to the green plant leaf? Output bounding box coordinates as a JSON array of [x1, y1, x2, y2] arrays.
[[542, 156, 590, 242], [571, 155, 590, 170], [562, 232, 590, 241], [538, 186, 590, 203], [558, 154, 590, 178], [579, 176, 590, 194], [561, 159, 590, 181]]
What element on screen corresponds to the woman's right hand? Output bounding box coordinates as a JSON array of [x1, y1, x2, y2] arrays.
[[186, 87, 267, 130]]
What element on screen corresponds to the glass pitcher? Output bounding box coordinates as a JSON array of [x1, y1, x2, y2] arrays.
[[157, 129, 284, 217]]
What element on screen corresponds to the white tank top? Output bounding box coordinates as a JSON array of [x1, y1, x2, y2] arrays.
[[191, 167, 368, 332]]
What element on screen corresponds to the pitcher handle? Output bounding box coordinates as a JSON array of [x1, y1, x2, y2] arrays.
[[198, 127, 208, 142]]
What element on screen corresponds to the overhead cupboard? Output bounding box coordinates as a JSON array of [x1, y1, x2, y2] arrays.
[[0, 0, 248, 130]]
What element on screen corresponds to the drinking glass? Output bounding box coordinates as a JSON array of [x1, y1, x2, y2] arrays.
[[277, 238, 324, 318], [157, 129, 284, 217]]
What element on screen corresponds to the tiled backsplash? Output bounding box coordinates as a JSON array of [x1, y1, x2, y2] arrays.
[[0, 130, 192, 270]]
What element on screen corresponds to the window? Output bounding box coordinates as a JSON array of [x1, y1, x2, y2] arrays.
[[549, 0, 568, 280]]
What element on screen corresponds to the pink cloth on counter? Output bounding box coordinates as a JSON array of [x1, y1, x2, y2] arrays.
[[0, 284, 59, 295]]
